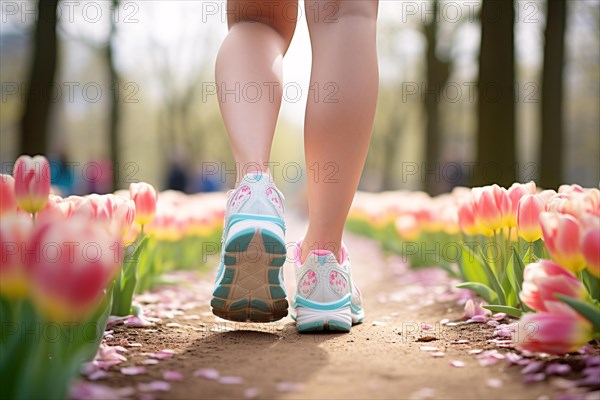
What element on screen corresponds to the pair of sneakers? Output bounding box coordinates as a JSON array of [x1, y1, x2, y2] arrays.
[[211, 172, 364, 332]]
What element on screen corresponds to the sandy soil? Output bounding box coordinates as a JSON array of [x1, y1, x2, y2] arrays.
[[87, 219, 597, 400]]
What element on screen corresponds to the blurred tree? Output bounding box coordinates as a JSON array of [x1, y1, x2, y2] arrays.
[[423, 0, 450, 195], [476, 0, 516, 187], [107, 0, 121, 191], [540, 0, 567, 189], [20, 0, 59, 155]]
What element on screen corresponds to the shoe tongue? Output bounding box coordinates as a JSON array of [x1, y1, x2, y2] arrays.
[[242, 171, 270, 184]]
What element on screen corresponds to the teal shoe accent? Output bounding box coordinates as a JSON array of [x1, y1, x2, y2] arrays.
[[268, 269, 280, 284], [261, 230, 287, 254], [224, 228, 255, 252], [221, 268, 235, 285], [212, 286, 230, 299], [296, 321, 325, 332], [230, 299, 249, 310], [223, 254, 237, 266], [228, 214, 285, 231], [250, 299, 270, 312], [269, 286, 286, 299], [211, 298, 226, 309], [270, 256, 286, 267]]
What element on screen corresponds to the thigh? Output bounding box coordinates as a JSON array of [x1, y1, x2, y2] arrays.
[[227, 0, 298, 45]]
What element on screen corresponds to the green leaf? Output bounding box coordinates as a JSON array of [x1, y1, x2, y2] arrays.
[[479, 250, 506, 305], [459, 244, 490, 286], [556, 295, 600, 333], [114, 235, 149, 316], [523, 245, 536, 264], [482, 305, 523, 318], [581, 269, 600, 302], [456, 282, 498, 303]]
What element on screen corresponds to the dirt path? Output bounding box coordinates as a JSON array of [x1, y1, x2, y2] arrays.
[[84, 218, 594, 400]]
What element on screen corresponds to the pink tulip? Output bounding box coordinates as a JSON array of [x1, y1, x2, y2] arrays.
[[35, 194, 65, 223], [130, 182, 157, 226], [458, 200, 479, 236], [507, 181, 536, 227], [579, 213, 600, 277], [520, 260, 588, 312], [0, 174, 17, 215], [540, 212, 586, 273], [0, 214, 33, 298], [27, 216, 122, 321], [112, 196, 136, 239], [517, 194, 545, 242], [514, 310, 593, 355], [474, 185, 511, 231], [12, 155, 51, 214]]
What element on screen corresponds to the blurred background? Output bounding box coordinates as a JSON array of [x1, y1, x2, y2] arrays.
[[1, 0, 598, 199]]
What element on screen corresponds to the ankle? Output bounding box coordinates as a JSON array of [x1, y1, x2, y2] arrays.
[[299, 240, 343, 264]]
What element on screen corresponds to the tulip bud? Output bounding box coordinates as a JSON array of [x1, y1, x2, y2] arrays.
[[517, 194, 545, 242], [514, 310, 593, 355], [507, 181, 537, 227], [540, 212, 586, 273], [130, 182, 157, 226], [1, 174, 17, 215], [520, 260, 588, 312], [12, 155, 51, 214]]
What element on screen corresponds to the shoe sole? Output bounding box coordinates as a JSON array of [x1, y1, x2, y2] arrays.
[[211, 226, 288, 322], [295, 306, 364, 333]]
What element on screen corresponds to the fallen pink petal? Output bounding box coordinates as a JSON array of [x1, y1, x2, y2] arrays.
[[193, 368, 220, 380], [449, 360, 465, 368], [120, 366, 146, 376], [276, 382, 305, 393], [137, 381, 172, 393], [163, 370, 184, 381], [219, 376, 244, 385]]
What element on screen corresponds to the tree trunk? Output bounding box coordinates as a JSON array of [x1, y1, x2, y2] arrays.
[[540, 0, 566, 189], [19, 0, 59, 156], [424, 0, 450, 195], [108, 0, 120, 190], [476, 0, 516, 187]]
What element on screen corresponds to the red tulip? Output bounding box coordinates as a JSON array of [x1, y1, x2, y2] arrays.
[[580, 213, 600, 277], [514, 309, 593, 355], [540, 212, 586, 273], [519, 260, 587, 312], [130, 182, 157, 226], [0, 214, 33, 298], [0, 174, 17, 215], [13, 155, 51, 214], [517, 194, 545, 242], [27, 216, 122, 321]]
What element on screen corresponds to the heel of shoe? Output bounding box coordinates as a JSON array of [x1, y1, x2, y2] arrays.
[[295, 306, 352, 332]]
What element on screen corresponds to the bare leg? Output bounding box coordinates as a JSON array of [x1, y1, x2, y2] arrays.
[[301, 0, 379, 261], [215, 0, 297, 181]]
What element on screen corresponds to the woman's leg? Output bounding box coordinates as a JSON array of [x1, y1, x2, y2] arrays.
[[301, 0, 379, 261], [215, 0, 298, 180]]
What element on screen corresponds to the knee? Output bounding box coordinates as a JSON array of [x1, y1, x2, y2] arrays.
[[227, 1, 297, 50], [306, 0, 377, 25]]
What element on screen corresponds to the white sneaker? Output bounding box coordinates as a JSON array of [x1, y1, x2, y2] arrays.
[[292, 242, 364, 332], [211, 172, 288, 322]]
